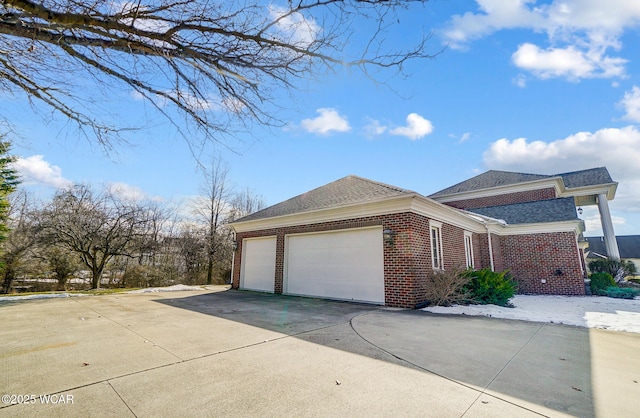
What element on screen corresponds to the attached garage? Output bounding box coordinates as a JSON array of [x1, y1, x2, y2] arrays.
[[240, 236, 276, 293], [284, 227, 385, 304]]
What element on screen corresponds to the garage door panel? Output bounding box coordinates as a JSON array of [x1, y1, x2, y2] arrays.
[[285, 227, 384, 303], [241, 236, 276, 293]]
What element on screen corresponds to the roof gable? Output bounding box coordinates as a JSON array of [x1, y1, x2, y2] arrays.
[[430, 170, 551, 197], [430, 167, 615, 198], [234, 175, 415, 223]]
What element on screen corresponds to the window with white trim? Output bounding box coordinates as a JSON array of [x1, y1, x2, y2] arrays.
[[430, 221, 443, 270], [464, 231, 474, 268]]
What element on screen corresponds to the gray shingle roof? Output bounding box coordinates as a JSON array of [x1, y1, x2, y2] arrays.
[[585, 235, 640, 259], [430, 171, 549, 197], [555, 167, 613, 188], [430, 167, 614, 197], [233, 175, 415, 223], [467, 197, 578, 224]]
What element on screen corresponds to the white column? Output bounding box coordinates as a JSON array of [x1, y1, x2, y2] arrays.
[[597, 193, 620, 260]]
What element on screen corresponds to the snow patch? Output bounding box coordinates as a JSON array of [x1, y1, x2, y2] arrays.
[[127, 284, 204, 293], [0, 293, 86, 301], [422, 295, 640, 334]]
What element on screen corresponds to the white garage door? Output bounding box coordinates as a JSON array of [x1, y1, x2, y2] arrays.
[[285, 227, 385, 304], [241, 236, 276, 292]]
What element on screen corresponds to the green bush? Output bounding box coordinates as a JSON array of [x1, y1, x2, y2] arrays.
[[603, 286, 640, 299], [589, 272, 616, 296], [464, 268, 516, 307], [588, 258, 637, 278]]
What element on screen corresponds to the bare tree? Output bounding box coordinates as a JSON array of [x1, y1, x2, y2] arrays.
[[228, 188, 265, 222], [176, 223, 206, 285], [0, 0, 433, 147], [41, 245, 78, 291], [193, 157, 231, 285], [41, 184, 157, 289], [1, 189, 41, 293]]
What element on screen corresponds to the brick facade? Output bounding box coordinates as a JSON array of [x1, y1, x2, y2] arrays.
[[497, 232, 585, 295], [232, 212, 473, 309], [233, 212, 585, 308], [444, 187, 557, 209]]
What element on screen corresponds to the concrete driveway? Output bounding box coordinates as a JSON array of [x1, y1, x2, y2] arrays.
[[1, 287, 639, 417]]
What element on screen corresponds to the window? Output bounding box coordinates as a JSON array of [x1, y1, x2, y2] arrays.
[[430, 221, 443, 270], [464, 231, 474, 268]]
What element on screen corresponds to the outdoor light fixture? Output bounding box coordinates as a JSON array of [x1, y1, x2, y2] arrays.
[[232, 240, 239, 251], [383, 228, 395, 245], [577, 207, 583, 215]]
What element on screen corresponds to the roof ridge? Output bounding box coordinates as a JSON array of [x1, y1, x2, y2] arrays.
[[347, 174, 417, 195], [553, 166, 606, 177]]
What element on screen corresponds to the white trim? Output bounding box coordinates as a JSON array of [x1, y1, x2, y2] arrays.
[[464, 231, 474, 268], [486, 227, 495, 272], [496, 220, 584, 236], [429, 220, 444, 270]]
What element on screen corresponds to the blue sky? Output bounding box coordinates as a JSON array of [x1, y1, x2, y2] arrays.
[[5, 0, 640, 237]]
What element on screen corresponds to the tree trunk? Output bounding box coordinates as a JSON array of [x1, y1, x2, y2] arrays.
[[91, 268, 102, 289], [206, 254, 213, 285], [2, 263, 16, 294]]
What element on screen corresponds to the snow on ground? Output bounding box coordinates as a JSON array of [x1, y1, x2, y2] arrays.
[[423, 295, 640, 334], [0, 284, 207, 301], [0, 293, 87, 302], [126, 284, 204, 293]]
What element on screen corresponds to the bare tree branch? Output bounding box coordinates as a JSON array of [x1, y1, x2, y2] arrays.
[[0, 0, 435, 149]]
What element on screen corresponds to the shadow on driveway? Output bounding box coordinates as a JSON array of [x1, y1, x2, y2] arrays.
[[155, 289, 602, 417]]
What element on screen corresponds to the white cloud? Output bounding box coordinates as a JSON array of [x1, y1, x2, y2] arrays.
[[581, 206, 626, 237], [107, 182, 148, 202], [444, 0, 640, 80], [511, 43, 626, 80], [363, 118, 388, 138], [300, 108, 351, 135], [131, 89, 220, 112], [107, 182, 163, 203], [389, 113, 434, 140], [482, 126, 640, 215], [619, 86, 640, 123], [11, 155, 72, 189], [459, 132, 471, 143], [269, 6, 320, 48]]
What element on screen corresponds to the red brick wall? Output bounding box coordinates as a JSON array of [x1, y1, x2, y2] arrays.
[[443, 188, 557, 209], [499, 232, 585, 295]]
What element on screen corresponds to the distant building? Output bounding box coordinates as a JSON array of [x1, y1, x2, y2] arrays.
[[585, 235, 640, 273]]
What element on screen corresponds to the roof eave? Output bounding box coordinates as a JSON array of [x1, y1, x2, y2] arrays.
[[230, 193, 419, 233], [431, 177, 564, 203]]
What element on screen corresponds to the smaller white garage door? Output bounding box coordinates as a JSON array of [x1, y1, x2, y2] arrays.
[[241, 236, 276, 292], [285, 227, 385, 304]]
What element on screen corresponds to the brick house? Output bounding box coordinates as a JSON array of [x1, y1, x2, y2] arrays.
[[230, 167, 618, 308]]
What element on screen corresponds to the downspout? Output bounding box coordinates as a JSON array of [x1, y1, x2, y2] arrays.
[[486, 224, 495, 272], [230, 229, 237, 285]]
